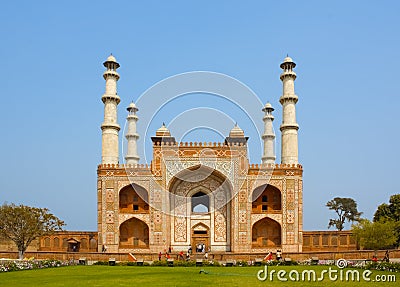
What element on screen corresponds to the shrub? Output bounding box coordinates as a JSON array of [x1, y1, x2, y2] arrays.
[[93, 261, 109, 265], [151, 260, 168, 266], [236, 260, 248, 267], [0, 259, 70, 273], [365, 262, 400, 272], [203, 260, 220, 267]]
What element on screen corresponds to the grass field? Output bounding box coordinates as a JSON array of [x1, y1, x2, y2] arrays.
[[0, 265, 398, 287]]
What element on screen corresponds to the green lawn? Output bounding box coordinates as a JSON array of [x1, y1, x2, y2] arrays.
[[0, 265, 398, 287]]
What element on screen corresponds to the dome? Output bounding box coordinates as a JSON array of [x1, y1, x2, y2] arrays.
[[156, 123, 171, 137], [127, 102, 138, 111], [283, 56, 293, 63], [229, 124, 245, 138], [103, 54, 120, 69], [263, 102, 274, 111], [264, 102, 273, 109], [106, 54, 117, 62], [280, 55, 296, 69]]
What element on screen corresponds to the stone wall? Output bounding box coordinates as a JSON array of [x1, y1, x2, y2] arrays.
[[303, 230, 356, 251]]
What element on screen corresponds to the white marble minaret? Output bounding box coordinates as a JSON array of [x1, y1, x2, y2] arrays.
[[262, 102, 276, 164], [279, 56, 299, 164], [125, 102, 140, 165], [101, 54, 121, 164]]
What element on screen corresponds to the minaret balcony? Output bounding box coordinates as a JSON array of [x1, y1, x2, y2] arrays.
[[279, 94, 298, 104], [279, 123, 299, 131], [101, 94, 121, 103], [101, 122, 121, 131], [279, 71, 297, 81], [103, 70, 120, 79]]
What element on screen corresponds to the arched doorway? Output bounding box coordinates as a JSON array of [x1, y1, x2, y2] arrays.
[[119, 218, 149, 249], [66, 238, 80, 252], [252, 218, 281, 248], [191, 223, 210, 253], [168, 165, 232, 252]]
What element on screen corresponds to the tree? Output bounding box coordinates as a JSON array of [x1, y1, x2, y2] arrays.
[[373, 194, 400, 246], [326, 197, 362, 231], [0, 203, 65, 259], [352, 219, 398, 250], [374, 194, 400, 222]]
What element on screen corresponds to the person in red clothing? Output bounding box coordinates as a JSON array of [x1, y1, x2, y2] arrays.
[[179, 251, 184, 260], [264, 251, 273, 261]]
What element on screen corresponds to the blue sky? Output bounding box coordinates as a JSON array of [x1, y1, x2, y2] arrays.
[[1, 1, 399, 231]]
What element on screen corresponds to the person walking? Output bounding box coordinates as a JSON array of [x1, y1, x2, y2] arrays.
[[276, 250, 282, 261]]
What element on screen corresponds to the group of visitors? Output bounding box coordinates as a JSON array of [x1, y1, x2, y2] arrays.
[[372, 250, 390, 263], [157, 243, 211, 262], [158, 247, 191, 261], [195, 243, 206, 253], [263, 249, 282, 261]]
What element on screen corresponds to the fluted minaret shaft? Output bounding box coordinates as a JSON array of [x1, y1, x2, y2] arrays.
[[101, 55, 121, 165], [262, 103, 276, 164], [279, 56, 299, 164], [125, 103, 140, 165]]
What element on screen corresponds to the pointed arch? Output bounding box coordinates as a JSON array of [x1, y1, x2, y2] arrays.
[[252, 184, 281, 213], [53, 237, 60, 248], [192, 222, 210, 231], [119, 183, 149, 213], [191, 191, 209, 213], [252, 217, 281, 247], [168, 164, 232, 249], [168, 164, 233, 193], [119, 217, 149, 249]]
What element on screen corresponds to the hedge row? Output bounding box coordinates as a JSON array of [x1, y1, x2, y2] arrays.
[[0, 259, 71, 272]]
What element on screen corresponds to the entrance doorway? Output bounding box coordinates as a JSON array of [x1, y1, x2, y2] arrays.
[[66, 238, 80, 252], [191, 224, 210, 253]]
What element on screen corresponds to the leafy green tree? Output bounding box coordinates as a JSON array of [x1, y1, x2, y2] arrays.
[[352, 219, 398, 250], [0, 203, 65, 259], [373, 194, 400, 246], [326, 197, 362, 231], [374, 194, 400, 222]]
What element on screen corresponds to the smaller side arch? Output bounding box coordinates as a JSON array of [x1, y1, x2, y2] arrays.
[[252, 184, 281, 213], [119, 184, 149, 214], [119, 217, 149, 249], [252, 217, 281, 248], [53, 237, 60, 248], [43, 237, 51, 248], [80, 238, 88, 249]]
